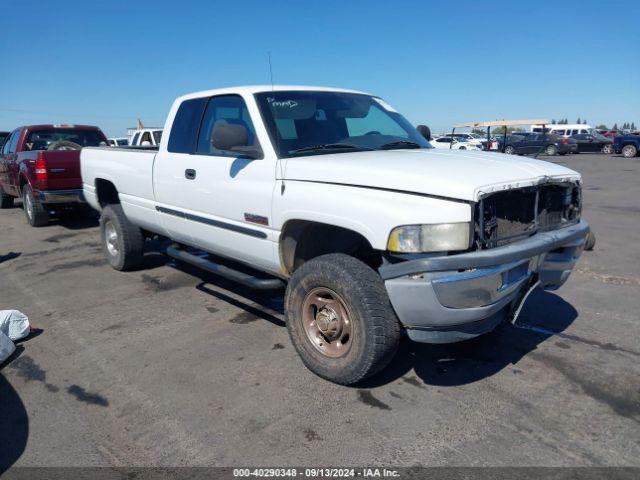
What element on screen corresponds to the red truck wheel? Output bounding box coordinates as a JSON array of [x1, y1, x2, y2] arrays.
[[22, 185, 49, 227]]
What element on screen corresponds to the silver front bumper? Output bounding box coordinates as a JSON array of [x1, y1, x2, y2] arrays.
[[380, 220, 589, 343], [38, 189, 84, 204]]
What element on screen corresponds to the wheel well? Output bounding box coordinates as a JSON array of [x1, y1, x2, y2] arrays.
[[279, 220, 381, 277], [18, 175, 29, 195], [95, 179, 120, 206]]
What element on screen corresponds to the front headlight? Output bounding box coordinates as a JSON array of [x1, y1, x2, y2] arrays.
[[387, 223, 470, 253]]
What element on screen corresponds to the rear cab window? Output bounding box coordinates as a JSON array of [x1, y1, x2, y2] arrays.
[[168, 98, 207, 154], [23, 128, 105, 151]]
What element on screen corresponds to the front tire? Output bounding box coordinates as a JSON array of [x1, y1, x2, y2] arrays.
[[22, 185, 49, 227], [622, 145, 638, 158], [0, 189, 14, 209], [504, 145, 516, 155], [285, 254, 401, 385], [99, 204, 144, 271]]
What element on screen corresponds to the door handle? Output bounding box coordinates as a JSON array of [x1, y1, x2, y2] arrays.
[[185, 169, 196, 180]]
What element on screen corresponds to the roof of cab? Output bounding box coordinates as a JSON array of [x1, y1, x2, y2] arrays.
[[18, 124, 102, 131], [176, 85, 369, 103]]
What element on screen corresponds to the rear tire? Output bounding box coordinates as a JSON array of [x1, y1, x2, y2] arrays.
[[504, 145, 516, 155], [22, 185, 49, 227], [602, 144, 613, 155], [285, 253, 401, 385], [0, 190, 14, 209], [545, 145, 558, 156], [622, 145, 638, 158], [99, 204, 144, 271]]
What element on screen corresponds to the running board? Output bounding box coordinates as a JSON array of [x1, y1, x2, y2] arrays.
[[166, 246, 285, 290]]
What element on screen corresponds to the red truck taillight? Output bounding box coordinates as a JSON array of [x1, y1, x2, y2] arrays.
[[35, 153, 47, 181], [561, 138, 568, 145]]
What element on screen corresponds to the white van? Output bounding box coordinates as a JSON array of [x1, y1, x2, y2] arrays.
[[531, 124, 594, 137]]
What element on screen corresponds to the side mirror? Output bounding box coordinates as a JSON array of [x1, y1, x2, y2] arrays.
[[211, 122, 262, 159], [416, 125, 432, 141]]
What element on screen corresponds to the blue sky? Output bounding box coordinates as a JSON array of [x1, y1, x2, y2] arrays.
[[1, 0, 638, 136]]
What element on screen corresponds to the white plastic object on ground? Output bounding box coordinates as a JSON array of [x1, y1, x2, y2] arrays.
[[0, 331, 15, 364], [0, 310, 30, 341]]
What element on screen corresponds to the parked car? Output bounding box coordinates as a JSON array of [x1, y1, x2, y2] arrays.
[[108, 137, 129, 147], [81, 86, 589, 385], [0, 131, 9, 149], [531, 124, 594, 137], [0, 124, 108, 225], [613, 133, 640, 158], [443, 133, 486, 148], [601, 130, 623, 139], [502, 133, 577, 156], [129, 128, 162, 147], [431, 136, 481, 150], [570, 132, 614, 154]]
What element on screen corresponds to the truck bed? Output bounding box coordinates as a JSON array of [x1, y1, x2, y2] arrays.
[[81, 147, 157, 224]]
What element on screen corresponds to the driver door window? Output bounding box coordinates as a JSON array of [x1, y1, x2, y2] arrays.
[[196, 95, 257, 157]]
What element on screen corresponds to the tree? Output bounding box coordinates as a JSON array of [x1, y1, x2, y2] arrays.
[[491, 126, 519, 134], [471, 128, 486, 136], [577, 117, 581, 124], [583, 120, 587, 124], [551, 119, 557, 124], [596, 124, 608, 130], [613, 123, 618, 130], [632, 122, 636, 130]]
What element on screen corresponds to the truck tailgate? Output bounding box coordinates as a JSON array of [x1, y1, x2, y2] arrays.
[[40, 150, 82, 190]]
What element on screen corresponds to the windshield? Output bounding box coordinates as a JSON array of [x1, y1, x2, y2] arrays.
[[255, 91, 431, 158], [152, 130, 163, 144], [25, 129, 105, 150]]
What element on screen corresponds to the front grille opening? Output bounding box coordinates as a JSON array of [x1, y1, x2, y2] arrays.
[[475, 182, 580, 250], [538, 184, 580, 230]]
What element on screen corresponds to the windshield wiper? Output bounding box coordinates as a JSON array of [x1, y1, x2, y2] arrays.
[[378, 140, 422, 150], [289, 143, 374, 154]]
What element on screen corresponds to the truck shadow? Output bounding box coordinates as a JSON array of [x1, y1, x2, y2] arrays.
[[361, 290, 578, 388], [0, 348, 29, 474], [48, 212, 99, 230]]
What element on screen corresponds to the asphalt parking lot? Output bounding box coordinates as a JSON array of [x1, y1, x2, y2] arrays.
[[1, 153, 639, 468]]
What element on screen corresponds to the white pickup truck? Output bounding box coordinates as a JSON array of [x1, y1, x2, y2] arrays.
[[81, 86, 589, 384], [129, 128, 163, 147]]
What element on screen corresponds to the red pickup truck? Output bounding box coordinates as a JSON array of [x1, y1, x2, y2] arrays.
[[0, 124, 108, 226]]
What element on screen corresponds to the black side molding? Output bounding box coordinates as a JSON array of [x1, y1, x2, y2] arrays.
[[156, 206, 267, 239], [166, 246, 284, 290]]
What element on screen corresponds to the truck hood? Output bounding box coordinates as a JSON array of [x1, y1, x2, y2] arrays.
[[282, 149, 581, 202]]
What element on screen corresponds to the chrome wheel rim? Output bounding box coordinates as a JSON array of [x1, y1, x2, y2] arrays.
[[546, 146, 556, 155], [623, 146, 635, 158], [603, 145, 613, 154], [302, 287, 353, 358], [104, 221, 119, 257], [24, 191, 33, 220]]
